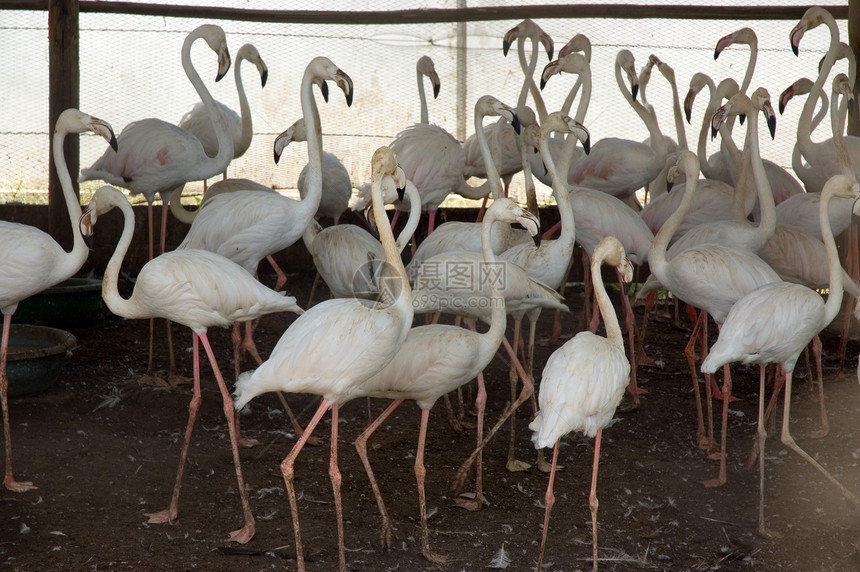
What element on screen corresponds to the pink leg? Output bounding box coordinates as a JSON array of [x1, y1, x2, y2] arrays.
[[329, 404, 347, 572], [535, 441, 560, 572], [451, 336, 534, 496], [505, 319, 531, 473], [808, 335, 829, 439], [703, 361, 732, 488], [267, 255, 288, 292], [683, 311, 712, 452], [636, 290, 659, 368], [550, 254, 576, 344], [618, 271, 646, 410], [427, 209, 437, 235], [475, 195, 489, 223], [415, 408, 446, 563], [145, 333, 204, 526], [200, 333, 255, 543], [282, 398, 331, 572], [454, 371, 487, 511], [1, 313, 36, 492], [307, 271, 321, 307], [160, 201, 170, 255], [754, 365, 776, 538], [589, 429, 603, 572], [389, 208, 401, 230], [355, 399, 404, 548], [541, 219, 561, 241]]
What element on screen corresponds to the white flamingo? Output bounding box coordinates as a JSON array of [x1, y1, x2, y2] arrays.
[[176, 42, 268, 189], [353, 197, 540, 564], [177, 56, 352, 374], [641, 151, 780, 485], [80, 185, 302, 545], [80, 24, 234, 259], [79, 24, 235, 386], [0, 108, 116, 492], [530, 236, 633, 572], [701, 173, 860, 538], [232, 147, 411, 572], [273, 117, 352, 224]]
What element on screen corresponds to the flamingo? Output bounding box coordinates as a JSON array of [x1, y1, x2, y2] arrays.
[[273, 117, 352, 225], [0, 108, 116, 492], [531, 236, 632, 572], [232, 147, 412, 572], [79, 24, 235, 387], [176, 42, 268, 190], [701, 173, 860, 538], [353, 197, 540, 564], [640, 151, 781, 486], [567, 50, 669, 207], [463, 19, 553, 197], [177, 56, 352, 374], [79, 185, 302, 545], [403, 96, 525, 272], [713, 27, 804, 205], [79, 24, 234, 260], [301, 177, 421, 301]]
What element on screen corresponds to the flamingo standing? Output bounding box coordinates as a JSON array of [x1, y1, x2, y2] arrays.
[[0, 109, 116, 492], [79, 24, 235, 386], [530, 236, 633, 572], [354, 197, 540, 564], [80, 185, 302, 544], [641, 151, 780, 485], [232, 147, 412, 572], [701, 173, 860, 537], [176, 42, 268, 191], [177, 56, 352, 372]]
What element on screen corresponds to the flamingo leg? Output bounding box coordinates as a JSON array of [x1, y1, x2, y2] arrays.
[[618, 270, 645, 410], [307, 270, 321, 307], [506, 318, 531, 472], [355, 398, 404, 549], [808, 335, 830, 439], [527, 314, 553, 473], [454, 371, 486, 512], [475, 195, 489, 223], [416, 408, 446, 564], [282, 398, 331, 572], [703, 361, 732, 488], [536, 441, 560, 572], [1, 313, 36, 492], [684, 310, 712, 452], [780, 371, 859, 506], [145, 332, 203, 527], [199, 332, 255, 543], [451, 335, 534, 496], [636, 290, 656, 367], [754, 365, 777, 539], [159, 200, 170, 255], [389, 208, 401, 230], [589, 429, 603, 572], [328, 404, 347, 572], [550, 253, 576, 344], [427, 208, 437, 235], [266, 255, 288, 292]]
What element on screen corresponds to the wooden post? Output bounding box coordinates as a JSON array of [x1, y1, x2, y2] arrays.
[[48, 0, 79, 249], [850, 0, 860, 137]]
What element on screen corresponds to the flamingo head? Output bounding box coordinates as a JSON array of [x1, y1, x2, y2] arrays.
[[417, 55, 441, 99], [791, 7, 832, 56], [272, 119, 306, 164]]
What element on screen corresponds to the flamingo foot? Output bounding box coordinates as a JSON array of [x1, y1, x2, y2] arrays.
[[167, 372, 192, 386], [227, 523, 255, 544], [238, 436, 260, 448], [139, 374, 170, 388], [618, 398, 640, 413], [453, 494, 486, 512], [711, 388, 739, 402], [145, 508, 177, 524], [536, 456, 558, 474], [697, 434, 717, 453], [757, 525, 781, 540], [637, 353, 660, 368], [5, 478, 37, 493], [701, 474, 726, 488], [421, 546, 447, 564], [506, 459, 532, 472], [380, 521, 393, 550], [807, 427, 830, 440]]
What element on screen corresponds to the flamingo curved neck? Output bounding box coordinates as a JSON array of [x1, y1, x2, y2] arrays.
[[591, 249, 623, 347], [617, 58, 667, 159], [474, 111, 505, 200], [168, 185, 196, 224], [819, 179, 849, 325], [798, 16, 840, 161], [667, 73, 688, 150], [745, 105, 777, 242], [540, 131, 575, 244], [234, 52, 254, 158], [831, 85, 854, 178], [51, 124, 88, 279], [182, 29, 234, 180], [694, 77, 721, 180], [417, 68, 429, 125], [396, 184, 423, 253], [370, 175, 412, 315], [650, 165, 699, 275], [100, 195, 149, 321], [517, 35, 547, 121], [297, 64, 326, 223], [480, 209, 509, 349]]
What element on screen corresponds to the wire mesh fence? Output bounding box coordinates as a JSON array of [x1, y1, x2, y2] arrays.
[[0, 2, 850, 208]]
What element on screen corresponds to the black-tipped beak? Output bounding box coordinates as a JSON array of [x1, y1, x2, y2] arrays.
[[345, 87, 354, 107], [503, 40, 511, 57], [433, 83, 440, 99], [511, 114, 521, 135], [532, 232, 541, 247], [396, 187, 405, 202], [767, 114, 776, 139], [274, 149, 281, 164], [540, 77, 548, 91], [739, 114, 746, 125], [711, 125, 718, 140], [260, 69, 268, 88], [778, 100, 786, 115], [320, 81, 329, 103], [631, 83, 639, 101], [791, 42, 799, 56], [713, 47, 720, 60], [684, 105, 692, 124], [582, 135, 591, 155], [363, 205, 380, 240]]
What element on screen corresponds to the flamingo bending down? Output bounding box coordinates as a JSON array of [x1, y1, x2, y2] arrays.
[[531, 237, 633, 572], [177, 42, 268, 189], [1, 108, 116, 492], [79, 24, 235, 386], [701, 173, 860, 538], [80, 185, 303, 544], [232, 147, 412, 572], [354, 197, 540, 563]]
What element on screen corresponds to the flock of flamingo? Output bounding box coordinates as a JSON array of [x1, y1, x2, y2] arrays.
[[3, 6, 860, 570]]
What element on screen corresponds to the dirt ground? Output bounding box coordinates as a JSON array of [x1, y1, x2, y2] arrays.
[[3, 263, 860, 572]]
